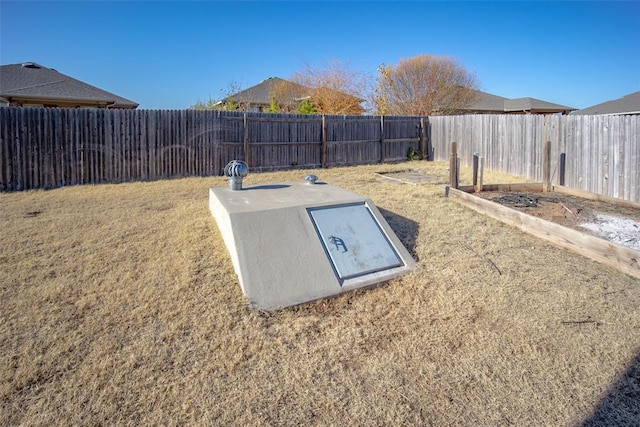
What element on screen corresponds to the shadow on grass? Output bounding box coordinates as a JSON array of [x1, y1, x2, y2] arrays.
[[378, 207, 419, 261], [582, 351, 640, 426]]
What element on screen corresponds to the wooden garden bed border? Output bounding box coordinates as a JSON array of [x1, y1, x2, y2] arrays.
[[448, 183, 640, 280]]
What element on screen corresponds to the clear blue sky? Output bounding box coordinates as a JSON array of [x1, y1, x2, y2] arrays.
[[2, 1, 639, 110]]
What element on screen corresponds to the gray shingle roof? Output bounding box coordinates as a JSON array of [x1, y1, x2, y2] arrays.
[[466, 90, 575, 114], [504, 97, 575, 113], [467, 90, 510, 112], [224, 77, 364, 107], [0, 62, 138, 108], [571, 91, 640, 115], [227, 77, 311, 105]]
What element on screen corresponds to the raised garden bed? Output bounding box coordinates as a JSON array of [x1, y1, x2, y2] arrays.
[[448, 183, 640, 279]]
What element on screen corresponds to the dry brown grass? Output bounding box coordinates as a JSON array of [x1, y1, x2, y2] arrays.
[[1, 162, 639, 426]]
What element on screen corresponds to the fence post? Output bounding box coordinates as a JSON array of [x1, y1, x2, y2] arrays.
[[420, 117, 427, 160], [321, 115, 327, 168], [558, 152, 566, 186], [380, 115, 385, 163], [543, 140, 551, 192], [449, 142, 458, 189], [243, 112, 249, 166]]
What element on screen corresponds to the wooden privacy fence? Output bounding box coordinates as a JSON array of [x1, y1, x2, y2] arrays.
[[430, 114, 639, 203], [211, 112, 426, 171], [0, 108, 223, 190], [0, 108, 426, 191], [2, 108, 638, 202]]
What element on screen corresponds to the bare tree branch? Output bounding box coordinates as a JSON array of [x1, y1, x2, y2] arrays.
[[375, 55, 478, 116]]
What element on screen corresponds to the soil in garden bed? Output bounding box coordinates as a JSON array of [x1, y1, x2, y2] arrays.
[[475, 191, 640, 251]]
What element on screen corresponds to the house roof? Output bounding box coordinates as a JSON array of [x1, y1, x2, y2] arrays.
[[0, 62, 138, 108], [223, 76, 364, 107], [225, 77, 311, 105], [466, 89, 510, 112], [466, 89, 575, 114], [505, 97, 575, 113], [571, 91, 640, 115]]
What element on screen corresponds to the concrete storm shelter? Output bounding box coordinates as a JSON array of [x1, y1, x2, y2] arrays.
[[209, 162, 415, 310]]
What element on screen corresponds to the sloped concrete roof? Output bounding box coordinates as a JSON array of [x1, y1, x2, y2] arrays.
[[0, 62, 138, 108], [572, 91, 640, 115], [209, 182, 415, 309]]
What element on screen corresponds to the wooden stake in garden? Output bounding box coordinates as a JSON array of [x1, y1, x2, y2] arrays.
[[543, 140, 551, 192], [477, 156, 484, 193], [472, 153, 478, 188], [449, 142, 459, 189]]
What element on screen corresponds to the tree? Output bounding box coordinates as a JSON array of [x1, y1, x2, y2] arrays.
[[263, 97, 280, 113], [224, 96, 238, 111], [374, 55, 478, 116], [189, 95, 237, 111], [269, 79, 309, 113], [189, 81, 243, 111], [189, 96, 218, 110], [297, 98, 317, 114], [289, 59, 368, 115]]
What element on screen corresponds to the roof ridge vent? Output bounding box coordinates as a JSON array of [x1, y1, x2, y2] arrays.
[[21, 62, 41, 69]]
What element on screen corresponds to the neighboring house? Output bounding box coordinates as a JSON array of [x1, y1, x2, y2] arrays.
[[218, 77, 365, 114], [571, 91, 640, 115], [463, 89, 576, 115], [216, 79, 572, 115], [217, 77, 309, 112], [0, 62, 138, 109]]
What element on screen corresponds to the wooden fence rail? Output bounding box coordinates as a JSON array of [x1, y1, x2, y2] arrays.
[[1, 108, 638, 202]]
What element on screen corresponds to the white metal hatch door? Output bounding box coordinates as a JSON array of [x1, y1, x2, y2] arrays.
[[308, 202, 404, 282]]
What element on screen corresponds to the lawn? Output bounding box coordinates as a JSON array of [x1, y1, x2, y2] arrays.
[[1, 162, 638, 426]]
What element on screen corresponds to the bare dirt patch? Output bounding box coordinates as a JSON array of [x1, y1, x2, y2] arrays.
[[375, 169, 440, 185], [476, 191, 640, 251]]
